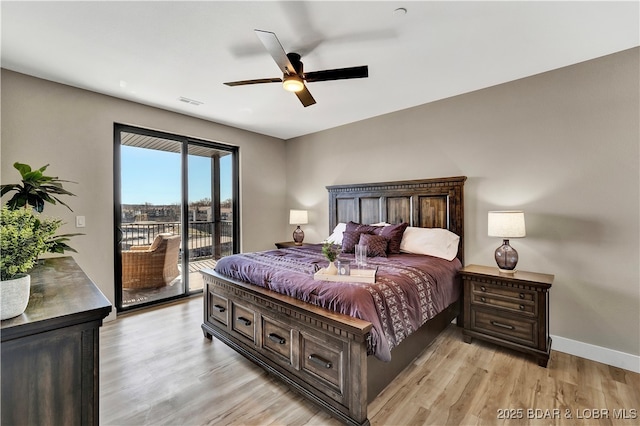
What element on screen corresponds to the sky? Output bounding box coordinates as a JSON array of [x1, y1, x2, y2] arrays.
[[121, 145, 232, 205]]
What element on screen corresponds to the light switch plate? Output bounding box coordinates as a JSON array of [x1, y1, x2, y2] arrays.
[[75, 215, 86, 228]]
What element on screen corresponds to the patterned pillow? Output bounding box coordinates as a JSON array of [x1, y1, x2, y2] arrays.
[[359, 233, 388, 258], [341, 231, 364, 253], [373, 222, 409, 254]]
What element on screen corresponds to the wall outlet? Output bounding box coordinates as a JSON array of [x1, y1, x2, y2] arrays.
[[75, 216, 86, 228]]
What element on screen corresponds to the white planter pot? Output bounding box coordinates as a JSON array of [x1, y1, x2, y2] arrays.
[[1, 274, 31, 320], [325, 261, 338, 275]]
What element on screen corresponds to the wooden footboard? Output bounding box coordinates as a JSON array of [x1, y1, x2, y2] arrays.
[[201, 270, 373, 426], [201, 269, 460, 425]]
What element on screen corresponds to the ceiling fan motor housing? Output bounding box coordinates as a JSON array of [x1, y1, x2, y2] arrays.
[[286, 52, 303, 76]]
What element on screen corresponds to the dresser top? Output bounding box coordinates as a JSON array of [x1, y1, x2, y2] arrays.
[[460, 264, 554, 286], [1, 257, 112, 340]]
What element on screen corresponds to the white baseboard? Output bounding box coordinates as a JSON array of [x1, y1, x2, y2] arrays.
[[551, 334, 640, 373]]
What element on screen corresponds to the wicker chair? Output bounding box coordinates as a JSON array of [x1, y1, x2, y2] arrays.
[[122, 233, 181, 289]]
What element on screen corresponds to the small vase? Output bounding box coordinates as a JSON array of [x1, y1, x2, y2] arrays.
[[1, 274, 31, 320], [325, 261, 338, 275]]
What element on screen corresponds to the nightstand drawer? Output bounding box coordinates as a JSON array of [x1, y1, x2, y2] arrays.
[[470, 309, 537, 347], [471, 281, 536, 315]]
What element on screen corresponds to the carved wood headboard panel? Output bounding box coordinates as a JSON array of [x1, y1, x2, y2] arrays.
[[327, 176, 467, 263]]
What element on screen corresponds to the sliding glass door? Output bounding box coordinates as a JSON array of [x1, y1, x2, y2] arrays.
[[114, 125, 238, 312]]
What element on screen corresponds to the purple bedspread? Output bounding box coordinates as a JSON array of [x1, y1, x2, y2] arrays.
[[214, 244, 461, 361]]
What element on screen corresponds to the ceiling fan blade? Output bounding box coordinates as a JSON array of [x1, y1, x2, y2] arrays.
[[304, 65, 368, 82], [295, 85, 316, 107], [254, 29, 297, 75], [224, 78, 282, 87]]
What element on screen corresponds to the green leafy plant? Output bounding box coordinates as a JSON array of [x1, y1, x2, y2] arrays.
[[0, 207, 64, 280], [1, 162, 80, 280], [322, 241, 341, 262], [0, 162, 77, 212]]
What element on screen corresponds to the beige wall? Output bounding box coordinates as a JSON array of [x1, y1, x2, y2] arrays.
[[2, 48, 638, 362], [285, 48, 640, 358], [1, 69, 287, 321]]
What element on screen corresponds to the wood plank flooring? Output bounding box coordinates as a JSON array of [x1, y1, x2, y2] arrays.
[[100, 296, 639, 425]]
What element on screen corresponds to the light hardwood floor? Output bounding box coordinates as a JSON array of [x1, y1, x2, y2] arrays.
[[100, 296, 639, 425]]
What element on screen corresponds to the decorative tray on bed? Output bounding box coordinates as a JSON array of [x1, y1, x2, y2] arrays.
[[314, 267, 377, 283]]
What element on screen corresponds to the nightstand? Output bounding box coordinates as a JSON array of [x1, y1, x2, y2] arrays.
[[275, 241, 310, 249], [460, 264, 554, 367]]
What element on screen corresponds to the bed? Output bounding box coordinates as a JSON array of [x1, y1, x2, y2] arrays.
[[201, 176, 466, 426]]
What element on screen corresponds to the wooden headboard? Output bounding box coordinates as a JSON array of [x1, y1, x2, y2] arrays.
[[327, 176, 466, 264]]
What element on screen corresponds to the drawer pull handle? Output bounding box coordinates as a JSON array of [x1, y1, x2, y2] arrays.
[[519, 293, 525, 299], [237, 316, 252, 327], [490, 321, 515, 330], [480, 286, 486, 292], [480, 297, 486, 303], [213, 304, 226, 313], [308, 354, 332, 369], [519, 304, 525, 310], [268, 333, 286, 345]]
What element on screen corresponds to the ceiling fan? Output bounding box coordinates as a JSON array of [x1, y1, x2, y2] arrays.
[[224, 30, 369, 107]]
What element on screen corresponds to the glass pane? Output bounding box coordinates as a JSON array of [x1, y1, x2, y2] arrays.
[[120, 138, 184, 308], [187, 144, 234, 292]]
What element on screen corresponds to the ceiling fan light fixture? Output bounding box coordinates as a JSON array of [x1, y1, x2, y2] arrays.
[[282, 75, 304, 92]]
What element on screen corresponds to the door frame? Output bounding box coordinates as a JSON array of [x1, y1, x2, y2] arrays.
[[113, 123, 239, 313]]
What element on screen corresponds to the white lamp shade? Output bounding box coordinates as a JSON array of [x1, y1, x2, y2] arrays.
[[289, 209, 308, 225], [488, 211, 526, 238]]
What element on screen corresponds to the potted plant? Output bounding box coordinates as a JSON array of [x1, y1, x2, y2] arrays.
[[321, 241, 341, 275], [0, 162, 79, 320]]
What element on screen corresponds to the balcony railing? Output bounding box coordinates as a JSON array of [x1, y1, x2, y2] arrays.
[[121, 220, 233, 260]]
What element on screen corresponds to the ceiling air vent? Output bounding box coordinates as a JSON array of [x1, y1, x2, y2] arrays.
[[178, 96, 203, 106]]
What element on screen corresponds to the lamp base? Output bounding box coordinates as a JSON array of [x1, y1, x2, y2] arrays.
[[293, 226, 304, 245], [495, 239, 519, 272]]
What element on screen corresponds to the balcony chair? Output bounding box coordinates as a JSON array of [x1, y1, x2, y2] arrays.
[[122, 233, 181, 289]]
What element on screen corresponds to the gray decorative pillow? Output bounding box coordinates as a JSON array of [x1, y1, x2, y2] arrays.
[[359, 233, 388, 258]]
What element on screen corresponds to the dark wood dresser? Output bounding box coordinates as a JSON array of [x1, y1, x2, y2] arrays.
[[460, 264, 554, 367], [1, 257, 112, 425]]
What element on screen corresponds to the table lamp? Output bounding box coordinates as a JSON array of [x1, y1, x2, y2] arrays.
[[289, 209, 308, 245], [488, 211, 526, 273]]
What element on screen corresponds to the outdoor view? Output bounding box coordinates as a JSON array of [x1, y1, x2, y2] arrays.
[[118, 131, 235, 310]]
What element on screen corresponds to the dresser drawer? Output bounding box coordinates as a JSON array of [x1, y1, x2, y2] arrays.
[[261, 316, 293, 366], [471, 281, 536, 315], [207, 292, 229, 326], [300, 332, 345, 402], [231, 303, 256, 343], [470, 309, 537, 347]]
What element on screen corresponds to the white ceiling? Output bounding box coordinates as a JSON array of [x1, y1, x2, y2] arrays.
[[2, 1, 638, 140]]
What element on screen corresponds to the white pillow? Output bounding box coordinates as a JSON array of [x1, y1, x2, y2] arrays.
[[326, 223, 347, 245], [399, 227, 460, 261]]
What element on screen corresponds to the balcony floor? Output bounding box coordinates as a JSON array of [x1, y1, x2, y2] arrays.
[[122, 258, 216, 308]]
